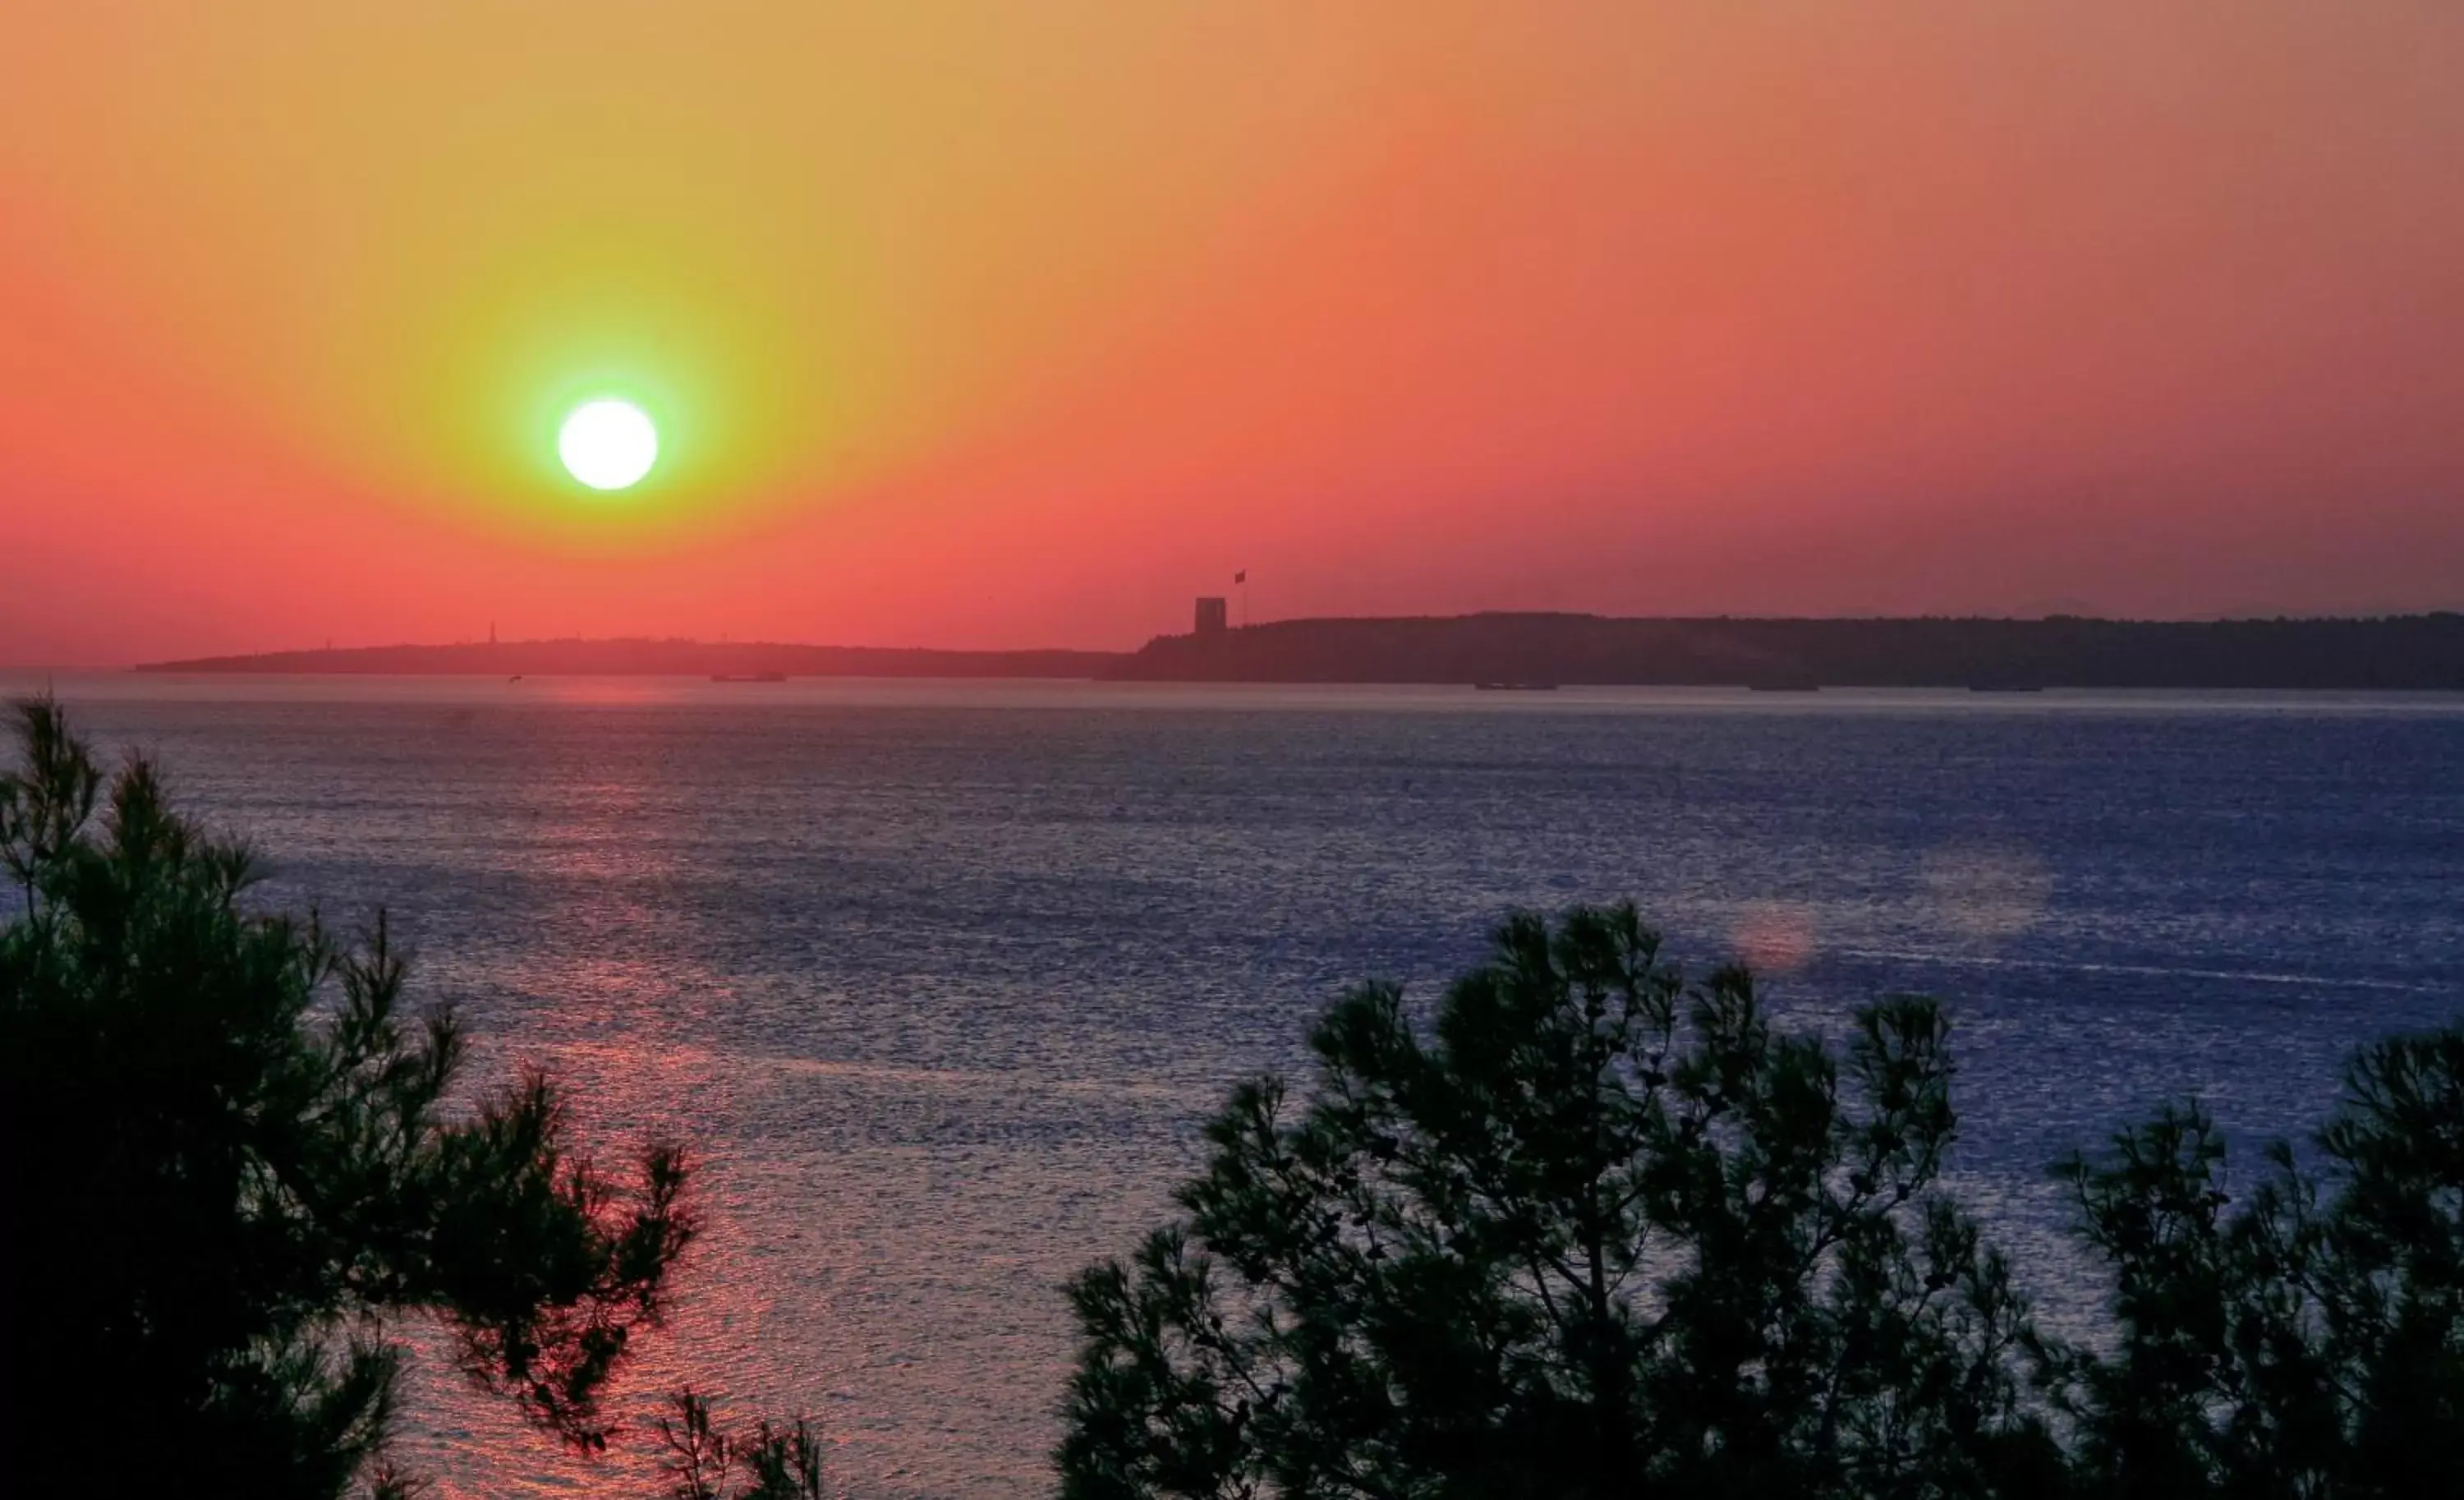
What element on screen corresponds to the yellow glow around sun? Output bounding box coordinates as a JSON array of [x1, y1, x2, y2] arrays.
[[558, 399, 659, 490]]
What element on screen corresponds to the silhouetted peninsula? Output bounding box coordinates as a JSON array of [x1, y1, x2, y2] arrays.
[[1110, 612, 2464, 689], [135, 615, 2464, 689]]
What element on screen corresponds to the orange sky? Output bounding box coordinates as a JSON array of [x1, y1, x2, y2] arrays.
[[4, 2, 2461, 664]]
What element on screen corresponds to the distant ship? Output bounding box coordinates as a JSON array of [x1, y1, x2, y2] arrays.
[[1473, 681, 1559, 692], [710, 672, 788, 683]]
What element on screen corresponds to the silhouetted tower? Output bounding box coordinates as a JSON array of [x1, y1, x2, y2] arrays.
[[1194, 597, 1228, 636]]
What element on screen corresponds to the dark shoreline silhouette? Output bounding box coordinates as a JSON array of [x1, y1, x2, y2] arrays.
[[1111, 610, 2464, 689], [132, 612, 2464, 690]]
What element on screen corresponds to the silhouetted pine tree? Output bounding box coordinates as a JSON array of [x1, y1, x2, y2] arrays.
[[0, 698, 813, 1498], [2047, 1028, 2464, 1498], [1061, 904, 2464, 1499], [1059, 905, 2064, 1499], [658, 1387, 827, 1500]]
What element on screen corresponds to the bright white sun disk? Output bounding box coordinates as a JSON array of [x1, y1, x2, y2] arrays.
[[559, 400, 658, 490]]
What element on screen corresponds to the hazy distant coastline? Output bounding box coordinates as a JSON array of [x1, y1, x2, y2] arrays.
[[136, 613, 2464, 690], [133, 639, 1124, 679]]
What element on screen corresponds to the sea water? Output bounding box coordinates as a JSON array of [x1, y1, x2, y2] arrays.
[[15, 675, 2464, 1497]]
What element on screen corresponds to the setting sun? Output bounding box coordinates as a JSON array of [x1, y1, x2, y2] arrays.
[[557, 399, 657, 491]]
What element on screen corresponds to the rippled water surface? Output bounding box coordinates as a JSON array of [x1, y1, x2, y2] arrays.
[[18, 675, 2464, 1497]]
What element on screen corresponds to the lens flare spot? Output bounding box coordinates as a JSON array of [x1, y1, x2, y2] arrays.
[[1732, 900, 1818, 975], [1920, 847, 2053, 942]]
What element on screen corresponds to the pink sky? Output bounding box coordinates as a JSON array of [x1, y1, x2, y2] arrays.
[[3, 2, 2461, 664]]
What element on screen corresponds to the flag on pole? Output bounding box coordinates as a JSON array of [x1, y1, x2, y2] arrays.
[[1234, 570, 1246, 583]]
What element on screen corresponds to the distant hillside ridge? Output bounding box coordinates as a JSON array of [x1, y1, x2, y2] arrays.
[[137, 638, 1124, 678], [1105, 613, 2464, 689]]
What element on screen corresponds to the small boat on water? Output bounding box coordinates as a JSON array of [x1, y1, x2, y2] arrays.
[[710, 672, 788, 683], [1474, 681, 1559, 692]]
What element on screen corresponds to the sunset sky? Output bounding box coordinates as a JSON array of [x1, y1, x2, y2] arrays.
[[5, 2, 2461, 664]]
